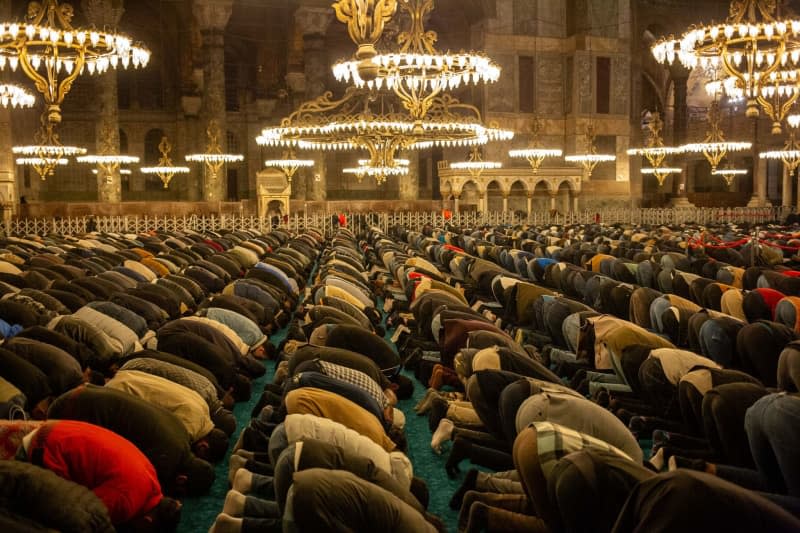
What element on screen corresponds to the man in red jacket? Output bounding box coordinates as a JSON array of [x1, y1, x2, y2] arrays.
[[20, 419, 181, 531]]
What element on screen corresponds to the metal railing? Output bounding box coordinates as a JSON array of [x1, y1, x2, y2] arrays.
[[7, 206, 795, 236]]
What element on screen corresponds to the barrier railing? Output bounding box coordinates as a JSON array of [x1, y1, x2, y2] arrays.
[[8, 206, 795, 236]]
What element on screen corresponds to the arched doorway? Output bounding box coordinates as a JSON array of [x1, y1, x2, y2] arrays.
[[508, 180, 528, 216], [461, 181, 479, 211], [531, 181, 550, 215], [486, 180, 503, 212], [556, 180, 572, 213]]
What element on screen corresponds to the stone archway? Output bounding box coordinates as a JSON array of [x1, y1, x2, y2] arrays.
[[508, 180, 528, 216], [461, 180, 480, 211], [531, 180, 551, 215], [486, 180, 503, 212], [556, 180, 572, 213]]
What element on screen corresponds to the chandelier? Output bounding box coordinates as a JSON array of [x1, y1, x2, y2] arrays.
[[257, 88, 513, 178], [13, 112, 86, 179], [185, 120, 244, 182], [565, 124, 616, 178], [760, 113, 800, 171], [332, 0, 500, 120], [651, 0, 800, 123], [264, 150, 315, 183], [0, 83, 35, 108], [450, 147, 501, 180], [627, 112, 684, 186], [343, 161, 409, 184], [712, 163, 749, 186], [76, 124, 139, 183], [508, 118, 562, 173], [0, 0, 150, 129], [640, 167, 683, 186], [682, 100, 752, 171], [140, 136, 189, 189], [332, 0, 398, 81]]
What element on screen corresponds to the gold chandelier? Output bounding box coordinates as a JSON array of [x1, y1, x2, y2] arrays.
[[760, 113, 800, 171], [185, 120, 244, 182], [508, 118, 562, 174], [332, 0, 398, 80], [14, 111, 86, 179], [140, 137, 189, 189], [651, 0, 800, 126], [76, 123, 139, 183], [450, 147, 501, 180], [333, 0, 500, 120], [344, 159, 409, 184], [627, 112, 684, 186], [565, 124, 616, 178], [682, 100, 752, 171], [264, 150, 315, 183], [256, 88, 512, 180], [712, 163, 749, 186], [0, 83, 35, 108], [0, 0, 150, 128]]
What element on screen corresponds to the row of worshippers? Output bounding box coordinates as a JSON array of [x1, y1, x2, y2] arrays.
[[378, 220, 800, 532], [0, 226, 319, 531], [209, 226, 447, 533]]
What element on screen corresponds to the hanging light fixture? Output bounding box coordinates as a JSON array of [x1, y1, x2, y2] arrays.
[[627, 112, 684, 186], [565, 124, 616, 178], [343, 162, 409, 185], [76, 123, 139, 184], [682, 100, 752, 171], [760, 112, 800, 172], [185, 120, 244, 182], [264, 149, 315, 183], [0, 0, 150, 130], [331, 0, 398, 81], [333, 0, 500, 120], [140, 136, 189, 188], [450, 146, 501, 180], [13, 111, 86, 179], [256, 88, 513, 174], [651, 0, 800, 128], [712, 163, 749, 186], [508, 117, 562, 173], [0, 83, 35, 108]]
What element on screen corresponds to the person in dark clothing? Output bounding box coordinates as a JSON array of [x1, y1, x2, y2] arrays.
[[48, 384, 216, 497]]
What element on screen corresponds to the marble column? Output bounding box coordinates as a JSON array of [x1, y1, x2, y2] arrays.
[[526, 193, 532, 216], [572, 193, 580, 213], [747, 120, 771, 207], [194, 0, 234, 202], [782, 165, 792, 207], [549, 192, 557, 211], [0, 1, 14, 222], [502, 193, 509, 212], [669, 75, 694, 207], [399, 154, 420, 201], [83, 0, 124, 204], [454, 194, 460, 214], [294, 6, 332, 203]]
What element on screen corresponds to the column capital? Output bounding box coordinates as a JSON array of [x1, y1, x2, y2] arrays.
[[194, 0, 234, 31], [294, 6, 333, 37], [82, 0, 124, 28]]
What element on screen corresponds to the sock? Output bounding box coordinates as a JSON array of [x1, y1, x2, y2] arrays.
[[446, 437, 471, 477], [415, 388, 440, 414], [449, 468, 478, 510], [431, 418, 455, 453], [649, 447, 665, 472], [427, 397, 449, 432], [223, 490, 246, 517], [228, 455, 248, 485], [235, 449, 255, 461], [209, 513, 242, 533], [232, 469, 253, 494]]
